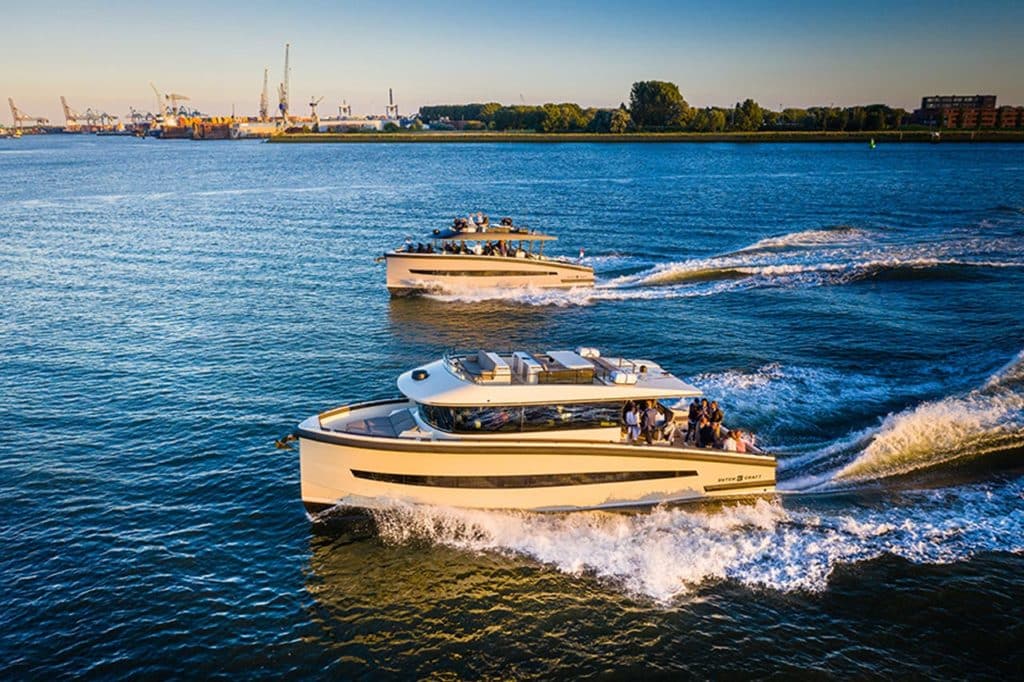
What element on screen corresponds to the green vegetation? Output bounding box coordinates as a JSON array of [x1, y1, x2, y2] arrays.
[[629, 81, 690, 130], [415, 81, 924, 135]]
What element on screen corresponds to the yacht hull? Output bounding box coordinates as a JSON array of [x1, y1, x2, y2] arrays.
[[298, 413, 776, 514], [385, 252, 594, 296]]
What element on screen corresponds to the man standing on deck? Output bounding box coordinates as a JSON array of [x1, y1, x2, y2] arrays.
[[643, 400, 660, 445], [709, 401, 725, 441]]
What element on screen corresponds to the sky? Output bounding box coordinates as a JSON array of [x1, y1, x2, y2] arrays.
[[4, 0, 1024, 123]]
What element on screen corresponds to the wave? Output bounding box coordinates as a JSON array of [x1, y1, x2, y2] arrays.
[[688, 363, 925, 445], [424, 279, 745, 307], [992, 204, 1024, 215], [363, 479, 1024, 602], [614, 257, 1021, 289], [421, 224, 1024, 307], [787, 350, 1024, 487], [731, 225, 869, 254]]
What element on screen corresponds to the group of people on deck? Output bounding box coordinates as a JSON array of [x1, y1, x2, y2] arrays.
[[622, 398, 752, 452], [451, 213, 515, 233], [685, 398, 748, 452], [623, 400, 675, 446], [402, 239, 526, 257]]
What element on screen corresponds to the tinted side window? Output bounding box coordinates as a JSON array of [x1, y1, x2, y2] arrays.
[[418, 402, 624, 434], [521, 402, 622, 431]]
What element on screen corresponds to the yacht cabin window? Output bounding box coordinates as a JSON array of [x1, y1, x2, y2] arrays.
[[417, 401, 625, 434]]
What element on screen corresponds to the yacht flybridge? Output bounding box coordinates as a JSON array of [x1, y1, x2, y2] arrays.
[[384, 214, 595, 296], [297, 348, 776, 514]]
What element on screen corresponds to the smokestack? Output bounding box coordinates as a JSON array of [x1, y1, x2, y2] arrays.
[[389, 88, 393, 106]]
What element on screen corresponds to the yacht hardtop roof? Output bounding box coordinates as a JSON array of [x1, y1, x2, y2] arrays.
[[397, 348, 702, 406]]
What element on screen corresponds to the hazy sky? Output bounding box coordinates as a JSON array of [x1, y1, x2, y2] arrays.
[[4, 0, 1023, 122]]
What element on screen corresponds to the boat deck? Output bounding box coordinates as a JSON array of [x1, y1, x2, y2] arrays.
[[339, 409, 418, 438]]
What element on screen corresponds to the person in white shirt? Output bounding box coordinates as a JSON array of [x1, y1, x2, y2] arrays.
[[624, 402, 640, 443]]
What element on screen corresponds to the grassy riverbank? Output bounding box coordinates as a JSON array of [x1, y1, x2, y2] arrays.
[[267, 130, 1024, 144]]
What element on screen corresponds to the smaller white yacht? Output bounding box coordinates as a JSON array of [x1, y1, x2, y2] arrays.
[[384, 213, 594, 296], [298, 348, 775, 514]]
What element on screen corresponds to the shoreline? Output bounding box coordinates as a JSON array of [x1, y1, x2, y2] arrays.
[[267, 130, 1024, 144]]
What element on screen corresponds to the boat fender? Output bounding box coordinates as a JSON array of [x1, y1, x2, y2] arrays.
[[412, 369, 429, 381]]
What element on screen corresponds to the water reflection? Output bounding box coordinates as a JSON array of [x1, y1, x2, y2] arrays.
[[387, 296, 567, 349]]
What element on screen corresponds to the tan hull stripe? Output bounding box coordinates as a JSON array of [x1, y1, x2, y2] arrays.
[[297, 428, 776, 468]]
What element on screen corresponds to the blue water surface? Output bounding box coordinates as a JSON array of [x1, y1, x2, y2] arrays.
[[1, 136, 1023, 678]]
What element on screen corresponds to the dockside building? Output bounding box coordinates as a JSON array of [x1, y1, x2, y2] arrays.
[[913, 94, 1023, 129]]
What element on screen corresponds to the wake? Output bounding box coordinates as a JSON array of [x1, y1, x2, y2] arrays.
[[366, 480, 1024, 602], [426, 225, 1024, 306], [782, 349, 1024, 489]]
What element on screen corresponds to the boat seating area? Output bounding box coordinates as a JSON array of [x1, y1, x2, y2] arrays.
[[340, 409, 418, 438], [457, 351, 513, 384], [449, 349, 603, 386]]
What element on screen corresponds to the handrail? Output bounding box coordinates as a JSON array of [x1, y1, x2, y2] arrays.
[[317, 397, 408, 428]]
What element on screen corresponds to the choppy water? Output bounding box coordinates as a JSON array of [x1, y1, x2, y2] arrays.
[[1, 136, 1022, 677]]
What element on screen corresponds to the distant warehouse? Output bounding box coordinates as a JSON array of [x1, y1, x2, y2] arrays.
[[913, 94, 1023, 129]]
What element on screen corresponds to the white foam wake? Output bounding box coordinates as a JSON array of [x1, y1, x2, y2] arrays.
[[732, 226, 870, 253], [366, 480, 1024, 603], [830, 350, 1024, 483], [424, 228, 1024, 306]]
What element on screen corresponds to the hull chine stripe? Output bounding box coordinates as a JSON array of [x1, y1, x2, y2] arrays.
[[351, 469, 698, 489]]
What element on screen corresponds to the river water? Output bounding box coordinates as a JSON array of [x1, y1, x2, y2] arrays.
[[1, 136, 1022, 677]]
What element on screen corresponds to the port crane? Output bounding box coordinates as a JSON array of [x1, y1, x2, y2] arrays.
[[308, 95, 324, 127], [259, 68, 270, 122], [60, 96, 83, 130], [338, 100, 352, 118], [385, 88, 398, 118], [149, 82, 190, 117], [277, 43, 291, 124], [60, 97, 118, 131], [8, 98, 49, 129]]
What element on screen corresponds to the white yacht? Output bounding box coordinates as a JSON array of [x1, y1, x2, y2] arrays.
[[298, 348, 776, 514], [384, 214, 594, 296]]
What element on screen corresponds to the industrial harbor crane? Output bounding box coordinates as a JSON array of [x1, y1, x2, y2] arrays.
[[385, 88, 398, 118], [8, 98, 48, 129], [277, 43, 291, 124], [309, 96, 323, 128], [259, 68, 270, 122], [60, 96, 119, 132], [149, 82, 190, 117], [60, 96, 83, 130]]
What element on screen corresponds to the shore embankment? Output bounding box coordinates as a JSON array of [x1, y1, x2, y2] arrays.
[[267, 130, 1024, 144]]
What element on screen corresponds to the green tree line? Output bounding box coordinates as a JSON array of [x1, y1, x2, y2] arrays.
[[418, 81, 913, 133]]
